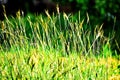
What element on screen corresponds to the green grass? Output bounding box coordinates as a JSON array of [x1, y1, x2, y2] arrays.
[[0, 47, 120, 79], [0, 10, 120, 79]]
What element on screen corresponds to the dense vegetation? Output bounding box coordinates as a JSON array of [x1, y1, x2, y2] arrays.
[[0, 10, 115, 55], [0, 9, 120, 79], [53, 0, 120, 53], [0, 47, 119, 79], [0, 0, 120, 79]]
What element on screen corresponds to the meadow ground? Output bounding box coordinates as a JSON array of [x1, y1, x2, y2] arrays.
[[0, 47, 120, 80]]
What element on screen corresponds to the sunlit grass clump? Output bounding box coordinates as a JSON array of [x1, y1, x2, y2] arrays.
[[0, 48, 120, 79], [0, 9, 120, 79]]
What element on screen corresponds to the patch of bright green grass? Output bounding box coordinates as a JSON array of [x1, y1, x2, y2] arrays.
[[0, 47, 120, 79]]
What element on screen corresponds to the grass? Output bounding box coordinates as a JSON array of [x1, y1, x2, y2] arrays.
[[0, 47, 120, 79], [0, 9, 120, 79]]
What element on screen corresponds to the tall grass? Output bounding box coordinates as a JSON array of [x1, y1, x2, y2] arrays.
[[0, 9, 120, 79], [0, 9, 112, 56]]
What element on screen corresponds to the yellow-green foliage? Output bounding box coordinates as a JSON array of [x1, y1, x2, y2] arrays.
[[0, 48, 120, 79]]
